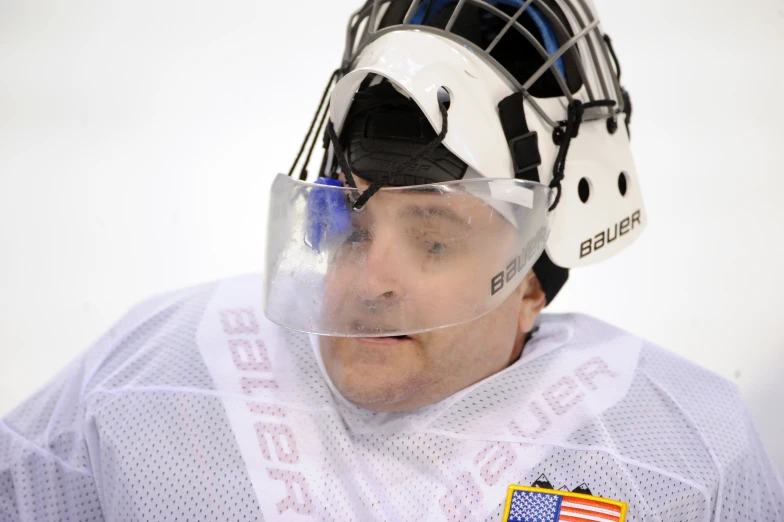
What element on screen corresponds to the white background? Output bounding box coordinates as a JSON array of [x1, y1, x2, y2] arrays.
[[1, 0, 782, 478]]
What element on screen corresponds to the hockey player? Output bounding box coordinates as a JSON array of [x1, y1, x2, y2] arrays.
[[2, 1, 782, 521]]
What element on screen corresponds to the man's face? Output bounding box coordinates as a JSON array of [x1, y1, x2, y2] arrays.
[[319, 176, 545, 412]]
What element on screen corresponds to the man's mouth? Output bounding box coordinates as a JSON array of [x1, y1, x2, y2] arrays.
[[352, 335, 415, 348], [348, 321, 418, 345], [351, 320, 409, 338], [356, 334, 413, 342]]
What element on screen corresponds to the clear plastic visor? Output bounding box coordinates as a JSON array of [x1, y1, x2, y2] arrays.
[[264, 174, 553, 337]]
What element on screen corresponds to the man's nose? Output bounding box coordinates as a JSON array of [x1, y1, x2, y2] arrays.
[[358, 230, 407, 305]]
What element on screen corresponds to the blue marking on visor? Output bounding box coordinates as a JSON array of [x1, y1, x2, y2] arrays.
[[305, 177, 351, 252]]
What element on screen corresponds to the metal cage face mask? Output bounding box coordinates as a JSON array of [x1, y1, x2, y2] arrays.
[[263, 174, 554, 337], [341, 0, 627, 128], [322, 0, 646, 270], [273, 0, 647, 333]]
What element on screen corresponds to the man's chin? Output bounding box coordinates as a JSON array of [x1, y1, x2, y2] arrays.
[[338, 384, 429, 413], [328, 360, 435, 412], [320, 335, 437, 411]]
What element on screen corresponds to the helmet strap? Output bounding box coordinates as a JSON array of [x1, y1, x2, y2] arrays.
[[549, 98, 616, 211]]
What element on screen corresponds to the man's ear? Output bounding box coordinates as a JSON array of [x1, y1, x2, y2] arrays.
[[518, 271, 546, 334]]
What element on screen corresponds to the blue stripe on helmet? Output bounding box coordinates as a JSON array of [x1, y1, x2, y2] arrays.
[[410, 0, 565, 79]]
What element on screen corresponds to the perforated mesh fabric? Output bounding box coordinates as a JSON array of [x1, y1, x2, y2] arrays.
[[1, 274, 782, 521]]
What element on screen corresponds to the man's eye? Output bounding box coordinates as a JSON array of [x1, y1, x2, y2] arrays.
[[425, 241, 458, 258]]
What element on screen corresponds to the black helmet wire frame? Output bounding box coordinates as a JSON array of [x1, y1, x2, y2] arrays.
[[348, 0, 626, 124], [289, 0, 629, 212]]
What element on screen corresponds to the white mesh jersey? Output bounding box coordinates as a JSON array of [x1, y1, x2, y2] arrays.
[[1, 274, 782, 522]]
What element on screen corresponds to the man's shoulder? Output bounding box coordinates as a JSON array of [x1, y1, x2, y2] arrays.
[[532, 312, 744, 434], [107, 272, 264, 335], [81, 273, 267, 393], [535, 312, 643, 349], [540, 312, 753, 464], [127, 272, 263, 316], [539, 312, 737, 396]]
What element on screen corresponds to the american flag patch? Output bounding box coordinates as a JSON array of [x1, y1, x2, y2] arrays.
[[501, 485, 627, 522]]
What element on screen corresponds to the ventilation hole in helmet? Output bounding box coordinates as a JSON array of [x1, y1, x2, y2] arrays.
[[437, 86, 452, 110], [578, 177, 591, 203], [618, 171, 628, 196]]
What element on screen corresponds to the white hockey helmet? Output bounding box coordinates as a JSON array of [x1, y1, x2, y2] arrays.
[[267, 0, 646, 336], [329, 0, 645, 295]]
